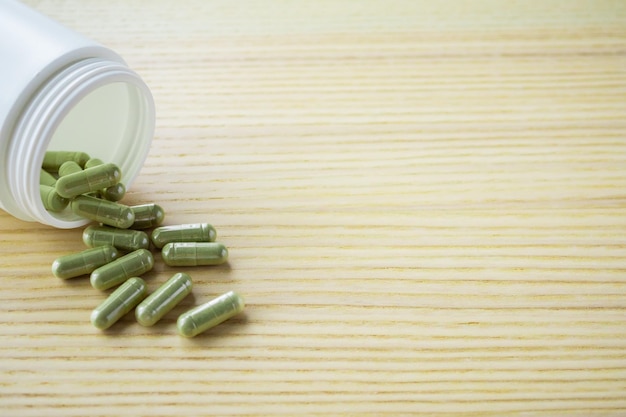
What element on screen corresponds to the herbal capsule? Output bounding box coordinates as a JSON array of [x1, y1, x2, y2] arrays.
[[90, 248, 154, 290], [130, 203, 165, 230], [91, 277, 147, 330], [151, 223, 216, 248], [51, 246, 119, 279], [55, 162, 121, 198], [58, 161, 82, 177], [71, 195, 135, 229], [40, 169, 57, 186], [161, 242, 228, 266], [84, 158, 104, 169], [39, 185, 69, 212], [83, 225, 150, 251], [100, 182, 126, 202], [42, 151, 90, 171], [135, 273, 193, 326], [177, 291, 245, 337]]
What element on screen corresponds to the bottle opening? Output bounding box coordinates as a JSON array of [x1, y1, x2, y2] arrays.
[[9, 58, 155, 228], [45, 82, 152, 224]]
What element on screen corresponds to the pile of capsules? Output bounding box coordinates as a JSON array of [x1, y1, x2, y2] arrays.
[[42, 151, 245, 337]]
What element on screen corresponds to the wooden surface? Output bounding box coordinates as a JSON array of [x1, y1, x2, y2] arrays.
[[2, 1, 626, 415]]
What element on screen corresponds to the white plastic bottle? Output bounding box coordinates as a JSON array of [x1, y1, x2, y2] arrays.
[[0, 0, 155, 228]]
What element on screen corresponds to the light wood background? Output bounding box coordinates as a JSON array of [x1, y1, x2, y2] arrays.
[[2, 1, 626, 415]]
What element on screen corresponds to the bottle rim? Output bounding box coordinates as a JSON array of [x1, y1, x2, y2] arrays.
[[7, 57, 154, 228]]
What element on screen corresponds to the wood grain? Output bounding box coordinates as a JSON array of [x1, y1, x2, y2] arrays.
[[2, 0, 626, 415]]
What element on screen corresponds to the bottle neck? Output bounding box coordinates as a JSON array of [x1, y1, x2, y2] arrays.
[[7, 57, 154, 228]]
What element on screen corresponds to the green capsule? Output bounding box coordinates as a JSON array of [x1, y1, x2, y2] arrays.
[[161, 242, 228, 266], [91, 277, 147, 330], [40, 169, 57, 186], [90, 248, 154, 291], [58, 161, 82, 177], [130, 203, 165, 230], [83, 225, 150, 251], [151, 223, 216, 248], [71, 195, 135, 229], [177, 291, 245, 337], [51, 246, 119, 279], [55, 162, 121, 198], [100, 182, 126, 202], [84, 158, 104, 169], [135, 273, 193, 326], [42, 151, 90, 171], [39, 184, 69, 212]]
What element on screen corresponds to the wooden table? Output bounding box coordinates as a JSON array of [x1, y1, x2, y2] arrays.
[[2, 1, 626, 415]]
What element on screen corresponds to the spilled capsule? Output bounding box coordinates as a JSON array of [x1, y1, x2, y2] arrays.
[[161, 242, 228, 266], [150, 223, 216, 248], [40, 185, 69, 212], [83, 225, 150, 252], [58, 161, 82, 177], [39, 169, 57, 187], [84, 158, 104, 169], [91, 277, 147, 330], [90, 249, 154, 291], [71, 195, 135, 229], [52, 246, 119, 279], [56, 162, 121, 198], [177, 291, 245, 337], [135, 273, 193, 326], [42, 151, 90, 171], [130, 203, 165, 230], [100, 182, 126, 202]]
